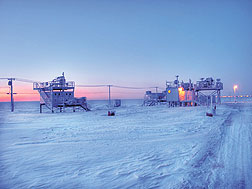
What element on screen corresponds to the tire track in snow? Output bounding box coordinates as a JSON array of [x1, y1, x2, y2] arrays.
[[179, 103, 252, 188], [212, 104, 252, 188]]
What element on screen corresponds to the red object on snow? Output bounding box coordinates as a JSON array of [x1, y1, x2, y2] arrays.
[[108, 111, 115, 116], [206, 112, 213, 117]]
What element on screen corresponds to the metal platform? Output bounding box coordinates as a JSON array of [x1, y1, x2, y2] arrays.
[[34, 73, 90, 113]]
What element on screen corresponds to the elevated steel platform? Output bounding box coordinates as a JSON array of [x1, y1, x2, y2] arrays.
[[34, 73, 90, 113]]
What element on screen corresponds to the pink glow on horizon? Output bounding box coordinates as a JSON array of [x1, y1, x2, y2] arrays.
[[0, 84, 144, 102]]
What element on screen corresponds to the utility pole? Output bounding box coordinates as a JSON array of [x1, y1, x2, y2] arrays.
[[155, 87, 158, 93], [7, 78, 15, 112], [108, 85, 111, 108]]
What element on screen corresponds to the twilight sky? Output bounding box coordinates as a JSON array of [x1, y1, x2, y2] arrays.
[[0, 0, 252, 100]]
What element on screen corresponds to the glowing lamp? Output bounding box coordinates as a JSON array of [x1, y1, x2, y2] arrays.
[[178, 87, 183, 92], [233, 85, 238, 93], [168, 90, 171, 94]]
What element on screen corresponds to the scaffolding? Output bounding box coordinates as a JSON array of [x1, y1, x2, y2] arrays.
[[143, 90, 166, 106], [33, 73, 90, 113], [194, 78, 223, 106], [143, 76, 223, 107]]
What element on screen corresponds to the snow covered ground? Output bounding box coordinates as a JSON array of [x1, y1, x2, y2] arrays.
[[0, 99, 252, 188]]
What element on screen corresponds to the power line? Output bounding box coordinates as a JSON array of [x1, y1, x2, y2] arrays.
[[76, 92, 108, 94], [0, 93, 38, 95], [76, 84, 108, 88], [0, 78, 14, 80], [77, 84, 164, 90], [15, 78, 39, 83], [0, 78, 39, 83], [112, 85, 146, 90], [1, 77, 165, 90]]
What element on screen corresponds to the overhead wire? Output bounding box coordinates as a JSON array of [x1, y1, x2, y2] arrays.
[[15, 78, 40, 83], [76, 84, 108, 88], [0, 77, 166, 99], [1, 77, 164, 90], [112, 85, 147, 90], [0, 78, 14, 80], [77, 84, 164, 90], [0, 77, 40, 83]]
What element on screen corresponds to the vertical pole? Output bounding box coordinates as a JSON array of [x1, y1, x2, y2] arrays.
[[206, 95, 209, 107], [10, 79, 14, 112], [176, 75, 179, 87], [217, 90, 220, 104], [234, 90, 236, 103], [155, 87, 158, 105], [108, 85, 111, 108], [51, 86, 54, 113], [210, 95, 213, 113], [62, 89, 65, 112]]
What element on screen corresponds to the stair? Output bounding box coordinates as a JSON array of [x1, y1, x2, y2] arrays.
[[39, 89, 52, 110], [80, 103, 91, 111]]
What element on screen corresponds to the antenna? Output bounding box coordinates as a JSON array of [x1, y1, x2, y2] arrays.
[[175, 75, 179, 87]]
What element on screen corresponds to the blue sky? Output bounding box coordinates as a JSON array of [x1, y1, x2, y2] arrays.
[[0, 0, 252, 97]]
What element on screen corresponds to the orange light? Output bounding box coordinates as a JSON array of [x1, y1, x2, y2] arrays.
[[178, 87, 183, 92], [168, 90, 171, 94], [233, 85, 238, 93]]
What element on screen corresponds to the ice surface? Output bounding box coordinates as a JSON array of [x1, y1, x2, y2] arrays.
[[0, 99, 252, 188]]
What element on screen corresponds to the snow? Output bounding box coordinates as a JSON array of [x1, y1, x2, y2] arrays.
[[0, 99, 252, 188]]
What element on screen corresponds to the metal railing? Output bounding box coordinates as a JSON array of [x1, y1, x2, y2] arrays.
[[33, 81, 75, 90]]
